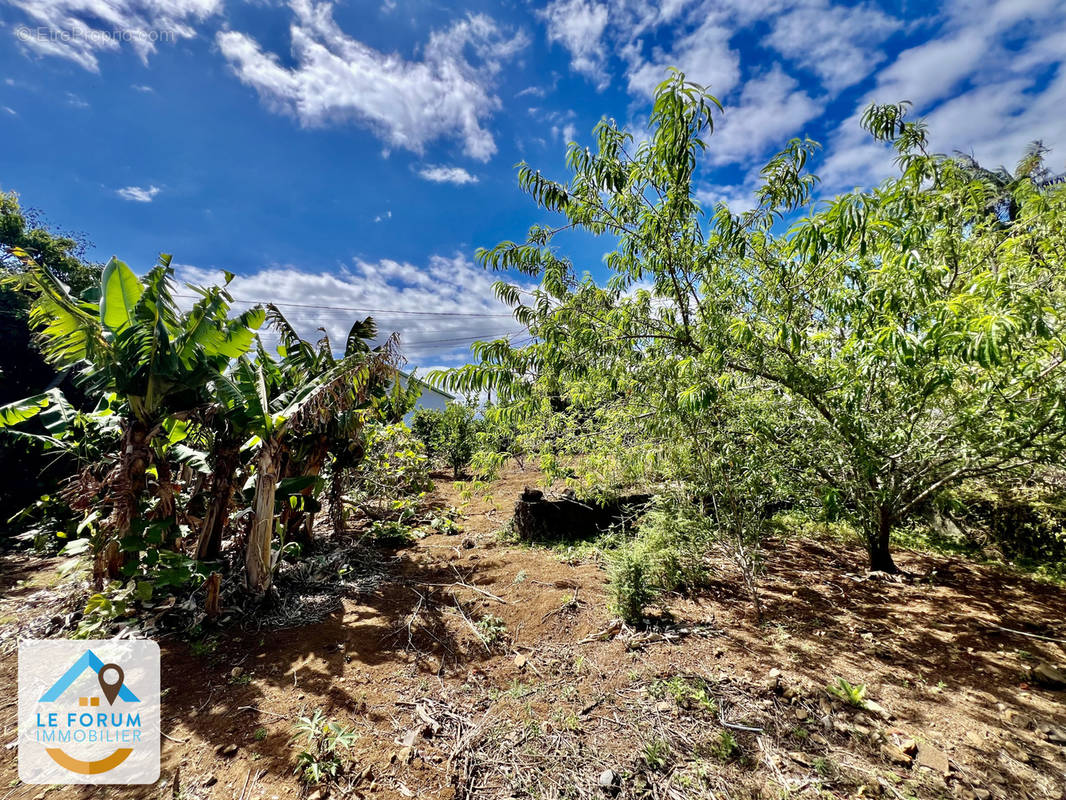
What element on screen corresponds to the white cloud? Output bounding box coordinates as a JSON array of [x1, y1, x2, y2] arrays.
[[131, 83, 154, 93], [116, 185, 160, 202], [217, 0, 527, 161], [9, 0, 221, 72], [418, 165, 479, 185], [625, 14, 740, 98], [541, 0, 610, 89], [373, 210, 392, 223], [706, 66, 821, 166], [820, 0, 1066, 190], [174, 254, 530, 365], [765, 0, 898, 93]]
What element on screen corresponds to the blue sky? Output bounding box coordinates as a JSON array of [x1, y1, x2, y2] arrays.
[[2, 0, 1065, 368]]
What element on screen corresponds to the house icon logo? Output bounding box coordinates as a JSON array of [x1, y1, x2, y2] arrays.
[[19, 640, 160, 785]]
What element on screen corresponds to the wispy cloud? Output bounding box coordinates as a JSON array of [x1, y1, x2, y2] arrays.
[[217, 1, 527, 161], [116, 185, 160, 202], [541, 0, 610, 89], [174, 254, 530, 365], [417, 165, 479, 185], [8, 0, 222, 72], [820, 0, 1066, 190]]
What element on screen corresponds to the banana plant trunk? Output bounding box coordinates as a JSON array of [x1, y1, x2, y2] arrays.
[[284, 435, 330, 549], [246, 443, 279, 597], [96, 418, 151, 586], [195, 445, 240, 561]]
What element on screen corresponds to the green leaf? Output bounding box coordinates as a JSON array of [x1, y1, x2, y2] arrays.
[[100, 257, 144, 333], [0, 393, 50, 428]]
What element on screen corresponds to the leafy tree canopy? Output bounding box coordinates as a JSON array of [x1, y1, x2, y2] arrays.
[[436, 71, 1066, 573]]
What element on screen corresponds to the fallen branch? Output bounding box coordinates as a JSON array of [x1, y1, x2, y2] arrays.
[[988, 624, 1066, 644]]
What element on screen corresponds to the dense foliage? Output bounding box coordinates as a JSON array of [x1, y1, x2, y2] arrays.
[[438, 71, 1066, 588], [0, 247, 408, 630], [0, 190, 101, 532]]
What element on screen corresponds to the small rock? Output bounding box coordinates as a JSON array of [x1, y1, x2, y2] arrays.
[[900, 738, 918, 755], [864, 699, 893, 721], [307, 791, 324, 800], [795, 707, 809, 721], [880, 743, 913, 767], [1031, 662, 1066, 690], [461, 536, 476, 549], [203, 774, 217, 787], [230, 666, 244, 680], [916, 743, 950, 775], [598, 768, 619, 791], [972, 789, 991, 800], [395, 746, 414, 764], [655, 701, 673, 713], [217, 743, 238, 757], [514, 654, 527, 670], [1042, 725, 1066, 745]]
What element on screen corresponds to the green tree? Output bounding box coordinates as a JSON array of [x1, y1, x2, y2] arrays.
[[440, 72, 1066, 573], [0, 189, 101, 530], [5, 253, 264, 580]]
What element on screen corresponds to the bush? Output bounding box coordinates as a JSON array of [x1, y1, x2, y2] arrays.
[[410, 404, 479, 479], [354, 423, 431, 519], [607, 501, 716, 624], [608, 542, 658, 623]]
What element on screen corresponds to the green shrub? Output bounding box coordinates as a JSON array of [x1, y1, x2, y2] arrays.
[[608, 542, 658, 623], [410, 404, 479, 479], [290, 709, 358, 785]]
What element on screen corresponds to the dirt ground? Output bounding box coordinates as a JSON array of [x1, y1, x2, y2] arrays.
[[1, 463, 1065, 800]]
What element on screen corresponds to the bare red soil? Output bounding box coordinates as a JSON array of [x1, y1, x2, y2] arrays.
[[1, 464, 1064, 800]]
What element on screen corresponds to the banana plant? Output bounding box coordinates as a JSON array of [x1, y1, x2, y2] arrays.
[[220, 328, 398, 598], [5, 251, 264, 580]]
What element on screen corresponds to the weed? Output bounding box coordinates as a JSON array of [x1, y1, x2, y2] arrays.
[[290, 709, 358, 786], [369, 520, 413, 547], [189, 636, 219, 658], [254, 727, 267, 741], [650, 676, 717, 713], [711, 730, 740, 762], [826, 677, 867, 708], [813, 756, 836, 778], [475, 614, 508, 646], [643, 738, 671, 771], [608, 543, 657, 623]]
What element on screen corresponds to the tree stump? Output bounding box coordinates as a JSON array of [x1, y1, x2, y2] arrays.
[[511, 488, 652, 542]]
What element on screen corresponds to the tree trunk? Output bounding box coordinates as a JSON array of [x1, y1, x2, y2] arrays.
[[195, 447, 239, 561], [96, 419, 152, 586], [329, 465, 346, 537], [246, 444, 278, 597], [285, 436, 330, 549], [866, 507, 899, 573]]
